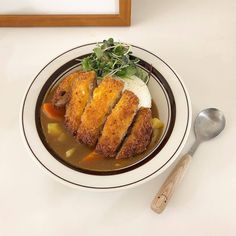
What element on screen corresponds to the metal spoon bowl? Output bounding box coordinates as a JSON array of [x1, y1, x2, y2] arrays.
[[189, 108, 226, 155], [195, 108, 226, 140]]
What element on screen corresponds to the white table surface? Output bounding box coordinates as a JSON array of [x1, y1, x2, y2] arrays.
[[1, 0, 236, 235]]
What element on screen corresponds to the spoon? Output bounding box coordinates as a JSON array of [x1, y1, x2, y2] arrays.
[[151, 108, 226, 214]]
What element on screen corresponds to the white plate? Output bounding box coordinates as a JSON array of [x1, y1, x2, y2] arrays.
[[21, 43, 191, 190]]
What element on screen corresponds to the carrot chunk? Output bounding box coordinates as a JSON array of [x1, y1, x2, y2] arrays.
[[80, 151, 103, 164], [42, 103, 65, 121]]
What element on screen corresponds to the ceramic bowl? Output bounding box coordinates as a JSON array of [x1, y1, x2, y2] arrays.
[[21, 43, 191, 190]]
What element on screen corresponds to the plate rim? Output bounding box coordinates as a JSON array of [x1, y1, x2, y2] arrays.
[[34, 54, 176, 176]]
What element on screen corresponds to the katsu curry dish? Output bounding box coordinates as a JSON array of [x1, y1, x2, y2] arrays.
[[40, 39, 164, 172]]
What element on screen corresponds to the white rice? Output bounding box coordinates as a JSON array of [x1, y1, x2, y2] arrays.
[[122, 75, 151, 108]]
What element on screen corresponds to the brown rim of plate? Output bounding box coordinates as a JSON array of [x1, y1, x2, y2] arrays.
[[22, 43, 190, 189], [34, 54, 176, 176]]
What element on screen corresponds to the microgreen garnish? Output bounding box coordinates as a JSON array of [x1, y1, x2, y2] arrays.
[[79, 38, 150, 83]]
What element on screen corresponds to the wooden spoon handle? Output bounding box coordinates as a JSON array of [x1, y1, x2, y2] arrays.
[[151, 154, 192, 213]]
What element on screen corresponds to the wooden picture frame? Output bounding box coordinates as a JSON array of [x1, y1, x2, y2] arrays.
[[0, 0, 131, 27]]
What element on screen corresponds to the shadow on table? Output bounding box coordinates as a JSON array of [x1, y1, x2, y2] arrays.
[[132, 0, 178, 25], [100, 164, 199, 218]]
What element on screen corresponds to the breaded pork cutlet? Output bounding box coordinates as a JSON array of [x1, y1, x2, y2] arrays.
[[64, 71, 96, 135], [77, 77, 124, 147], [116, 108, 152, 159], [52, 71, 80, 108], [96, 90, 139, 158]]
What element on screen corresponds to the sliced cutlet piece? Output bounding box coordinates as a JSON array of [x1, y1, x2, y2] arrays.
[[116, 108, 153, 159], [77, 77, 124, 147], [96, 90, 139, 158], [52, 71, 80, 108], [64, 71, 96, 135]]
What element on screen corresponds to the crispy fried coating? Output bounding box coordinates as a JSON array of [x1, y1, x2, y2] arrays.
[[77, 77, 124, 147], [64, 71, 96, 135], [52, 71, 80, 108], [116, 108, 152, 159], [96, 90, 139, 158]]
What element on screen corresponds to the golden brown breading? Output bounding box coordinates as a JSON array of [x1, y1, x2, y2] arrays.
[[96, 90, 139, 157], [64, 71, 96, 135], [52, 71, 80, 108], [77, 77, 124, 147], [116, 108, 153, 159]]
